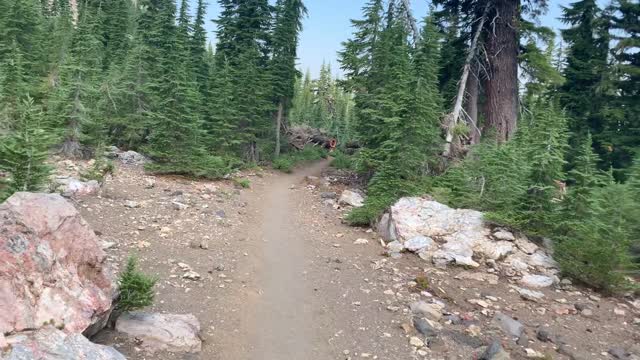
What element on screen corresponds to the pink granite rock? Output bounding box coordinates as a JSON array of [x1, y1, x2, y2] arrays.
[[0, 193, 116, 336]]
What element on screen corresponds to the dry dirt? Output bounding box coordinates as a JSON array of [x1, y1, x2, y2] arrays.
[[69, 159, 639, 360]]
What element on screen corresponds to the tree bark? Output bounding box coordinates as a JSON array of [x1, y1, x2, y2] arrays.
[[465, 64, 480, 144], [483, 0, 519, 142], [275, 100, 283, 158]]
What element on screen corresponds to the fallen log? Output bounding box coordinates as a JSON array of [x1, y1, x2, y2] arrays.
[[287, 125, 337, 150]]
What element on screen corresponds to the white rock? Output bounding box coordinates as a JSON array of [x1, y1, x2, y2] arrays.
[[515, 237, 538, 255], [475, 240, 514, 260], [172, 201, 189, 210], [338, 190, 365, 207], [404, 236, 434, 252], [493, 229, 515, 241], [3, 327, 125, 359], [182, 271, 201, 281], [144, 178, 156, 189], [409, 336, 425, 348], [115, 312, 201, 353], [520, 274, 555, 288], [124, 200, 140, 208], [409, 301, 443, 320], [386, 241, 405, 253], [455, 271, 499, 285], [511, 286, 545, 302], [118, 151, 147, 165], [354, 238, 369, 245], [527, 251, 558, 269]]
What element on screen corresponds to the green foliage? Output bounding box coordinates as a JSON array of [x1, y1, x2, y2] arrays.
[[233, 178, 251, 189], [117, 256, 157, 312], [330, 151, 354, 170], [0, 96, 53, 201]]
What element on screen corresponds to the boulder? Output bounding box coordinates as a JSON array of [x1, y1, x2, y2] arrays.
[[404, 236, 434, 253], [115, 312, 202, 353], [53, 177, 100, 197], [118, 150, 147, 165], [0, 193, 116, 336], [492, 313, 524, 339], [377, 197, 559, 272], [520, 274, 555, 288], [338, 190, 364, 207], [1, 327, 125, 360]]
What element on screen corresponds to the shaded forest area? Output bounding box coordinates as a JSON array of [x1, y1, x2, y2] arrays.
[[0, 0, 638, 291]]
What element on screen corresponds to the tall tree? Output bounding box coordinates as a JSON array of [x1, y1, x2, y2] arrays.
[[270, 0, 307, 157]]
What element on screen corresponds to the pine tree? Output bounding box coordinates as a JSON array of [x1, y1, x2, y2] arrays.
[[100, 0, 131, 71], [270, 0, 307, 157], [338, 0, 384, 92], [607, 0, 640, 177], [53, 4, 104, 158], [559, 0, 611, 166], [0, 0, 45, 78], [0, 43, 29, 130], [0, 96, 53, 201], [190, 0, 210, 101]]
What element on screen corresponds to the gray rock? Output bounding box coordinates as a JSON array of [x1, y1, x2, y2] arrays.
[[54, 177, 101, 197], [338, 190, 364, 207], [479, 340, 510, 360], [493, 230, 516, 241], [118, 150, 147, 165], [404, 236, 434, 252], [557, 344, 582, 360], [536, 327, 553, 343], [520, 274, 555, 288], [444, 314, 462, 325], [215, 210, 226, 218], [609, 347, 630, 360], [387, 241, 404, 253], [320, 192, 337, 199], [492, 313, 524, 339], [172, 201, 189, 210], [516, 333, 529, 346], [413, 317, 438, 337], [512, 286, 545, 302], [2, 327, 125, 360], [115, 312, 201, 353], [410, 301, 443, 320]]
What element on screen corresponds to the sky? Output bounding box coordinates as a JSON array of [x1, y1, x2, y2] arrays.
[[192, 0, 576, 78]]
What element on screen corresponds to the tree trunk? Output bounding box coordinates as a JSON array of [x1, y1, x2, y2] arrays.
[[275, 100, 283, 158], [483, 0, 519, 142], [465, 64, 480, 144]]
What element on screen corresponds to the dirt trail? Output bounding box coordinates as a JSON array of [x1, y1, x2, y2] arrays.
[[80, 159, 639, 360], [246, 161, 327, 359]]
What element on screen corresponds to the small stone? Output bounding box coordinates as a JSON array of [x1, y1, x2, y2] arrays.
[[410, 301, 443, 320], [479, 340, 510, 360], [535, 327, 553, 343], [320, 192, 337, 199], [199, 239, 209, 250], [513, 286, 545, 302], [525, 348, 545, 358], [386, 241, 404, 253], [493, 230, 515, 241], [466, 324, 482, 337], [354, 238, 369, 245], [493, 313, 524, 339], [516, 334, 529, 346], [614, 308, 626, 316], [182, 271, 201, 281], [468, 299, 490, 308], [413, 317, 438, 337], [608, 347, 629, 359], [125, 200, 140, 208], [144, 178, 156, 189], [581, 309, 594, 317], [520, 274, 554, 288], [409, 336, 425, 348], [172, 201, 188, 210]]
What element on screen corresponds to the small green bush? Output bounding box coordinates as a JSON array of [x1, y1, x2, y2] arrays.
[[234, 178, 251, 188], [330, 151, 354, 170], [273, 157, 294, 173], [117, 257, 157, 312]]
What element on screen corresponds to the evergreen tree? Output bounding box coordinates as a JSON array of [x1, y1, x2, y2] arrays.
[[559, 0, 611, 167], [0, 96, 53, 201], [53, 4, 104, 158], [0, 43, 29, 130], [270, 0, 307, 157], [191, 0, 210, 101], [338, 0, 384, 91]]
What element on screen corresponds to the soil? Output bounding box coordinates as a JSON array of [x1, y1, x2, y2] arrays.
[[72, 159, 639, 360]]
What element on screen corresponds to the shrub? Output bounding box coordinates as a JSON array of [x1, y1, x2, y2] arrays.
[[330, 151, 354, 170], [234, 178, 251, 188], [273, 157, 294, 173], [272, 145, 327, 173], [117, 257, 157, 312]]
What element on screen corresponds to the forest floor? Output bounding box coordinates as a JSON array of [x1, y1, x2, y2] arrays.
[[64, 159, 639, 360]]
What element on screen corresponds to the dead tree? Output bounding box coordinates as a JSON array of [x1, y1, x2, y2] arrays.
[[442, 2, 490, 157], [399, 0, 420, 46]]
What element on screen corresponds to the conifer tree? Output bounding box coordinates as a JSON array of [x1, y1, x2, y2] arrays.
[[53, 4, 104, 158], [338, 0, 384, 91], [0, 43, 29, 130], [558, 0, 610, 163], [0, 96, 53, 201], [190, 0, 210, 101], [271, 0, 307, 157]]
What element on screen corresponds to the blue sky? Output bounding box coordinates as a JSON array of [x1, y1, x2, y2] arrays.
[[191, 0, 576, 77]]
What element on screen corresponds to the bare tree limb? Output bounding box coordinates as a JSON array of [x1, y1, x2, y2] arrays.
[[442, 2, 491, 157], [399, 0, 420, 46]]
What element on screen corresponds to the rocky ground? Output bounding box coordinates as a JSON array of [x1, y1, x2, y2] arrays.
[[61, 158, 639, 360]]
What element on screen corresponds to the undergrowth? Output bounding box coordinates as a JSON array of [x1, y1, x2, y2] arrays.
[[117, 256, 157, 312], [272, 146, 328, 173]]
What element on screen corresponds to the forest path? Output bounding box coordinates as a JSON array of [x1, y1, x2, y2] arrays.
[[80, 158, 640, 360]]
